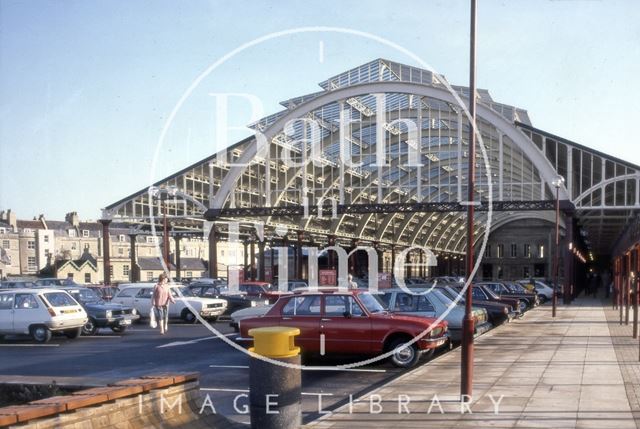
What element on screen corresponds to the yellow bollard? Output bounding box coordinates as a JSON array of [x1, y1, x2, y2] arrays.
[[249, 326, 301, 358], [248, 327, 301, 429]]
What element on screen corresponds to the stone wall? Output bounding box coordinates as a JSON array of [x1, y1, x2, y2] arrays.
[[0, 374, 241, 429]]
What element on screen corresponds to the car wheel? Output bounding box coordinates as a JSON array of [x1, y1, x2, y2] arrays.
[[31, 325, 52, 343], [64, 328, 82, 339], [82, 318, 98, 336], [519, 301, 527, 312], [181, 309, 198, 324], [111, 325, 127, 333], [538, 295, 547, 304], [388, 338, 420, 368], [422, 348, 436, 361]]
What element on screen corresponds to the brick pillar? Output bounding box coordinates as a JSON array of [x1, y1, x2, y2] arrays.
[[296, 231, 304, 280], [563, 215, 573, 305]]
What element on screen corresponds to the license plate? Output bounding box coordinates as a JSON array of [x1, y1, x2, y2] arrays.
[[120, 319, 132, 325]]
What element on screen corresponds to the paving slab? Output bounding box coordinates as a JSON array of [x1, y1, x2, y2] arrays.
[[305, 295, 640, 428]]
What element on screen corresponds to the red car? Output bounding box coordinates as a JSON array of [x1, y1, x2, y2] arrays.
[[238, 288, 449, 368]]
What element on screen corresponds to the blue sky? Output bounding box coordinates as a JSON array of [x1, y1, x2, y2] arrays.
[[1, 0, 638, 220]]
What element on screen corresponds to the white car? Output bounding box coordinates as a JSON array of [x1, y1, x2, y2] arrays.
[[112, 283, 227, 323], [516, 280, 555, 303], [0, 288, 88, 343], [229, 304, 272, 331]]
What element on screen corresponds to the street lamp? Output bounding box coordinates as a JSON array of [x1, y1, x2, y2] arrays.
[[552, 175, 565, 318]]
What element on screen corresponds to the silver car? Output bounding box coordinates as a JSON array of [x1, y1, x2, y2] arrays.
[[379, 287, 492, 342]]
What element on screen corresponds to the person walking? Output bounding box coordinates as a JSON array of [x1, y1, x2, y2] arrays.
[[152, 273, 175, 334]]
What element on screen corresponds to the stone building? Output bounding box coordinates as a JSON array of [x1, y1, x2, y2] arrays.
[[476, 217, 564, 281]]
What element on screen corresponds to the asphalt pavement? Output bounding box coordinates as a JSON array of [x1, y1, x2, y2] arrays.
[[0, 320, 418, 425]]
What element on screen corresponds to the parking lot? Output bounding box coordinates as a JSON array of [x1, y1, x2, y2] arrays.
[[0, 319, 423, 425]]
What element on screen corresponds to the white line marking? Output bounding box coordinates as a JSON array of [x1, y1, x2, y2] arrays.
[[0, 344, 60, 347], [156, 333, 236, 348], [200, 388, 334, 396], [209, 365, 249, 369], [201, 387, 249, 393], [320, 333, 325, 356], [207, 364, 385, 373], [80, 336, 122, 339], [459, 201, 481, 206]]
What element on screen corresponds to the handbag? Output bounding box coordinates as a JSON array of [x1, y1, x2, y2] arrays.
[[149, 307, 158, 328]]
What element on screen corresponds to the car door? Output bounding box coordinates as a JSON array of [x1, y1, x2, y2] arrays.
[[113, 288, 136, 307], [278, 295, 321, 353], [133, 288, 153, 315], [13, 293, 40, 334], [321, 294, 372, 354], [0, 293, 15, 333]]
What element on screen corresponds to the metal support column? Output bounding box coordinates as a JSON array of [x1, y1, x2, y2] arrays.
[[258, 240, 266, 282], [250, 239, 256, 281], [461, 0, 478, 402], [99, 219, 112, 286], [244, 241, 249, 280], [174, 235, 182, 282], [128, 233, 138, 282], [208, 226, 218, 278], [296, 231, 303, 280], [563, 215, 574, 305]]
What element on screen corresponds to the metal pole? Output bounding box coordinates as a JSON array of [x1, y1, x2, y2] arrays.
[[461, 0, 477, 402], [162, 198, 170, 268], [174, 235, 182, 282], [634, 248, 638, 338], [208, 226, 218, 278], [129, 233, 138, 282], [552, 186, 559, 318], [100, 219, 112, 286], [626, 253, 631, 325]]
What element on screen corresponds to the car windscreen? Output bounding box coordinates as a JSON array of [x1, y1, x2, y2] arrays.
[[76, 288, 102, 303], [171, 287, 195, 297], [483, 287, 500, 299], [358, 292, 385, 313], [44, 292, 78, 307]]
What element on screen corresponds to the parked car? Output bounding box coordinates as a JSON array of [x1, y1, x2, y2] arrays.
[[0, 280, 37, 289], [378, 288, 492, 343], [454, 285, 523, 315], [111, 283, 227, 323], [516, 279, 556, 302], [87, 286, 119, 301], [238, 282, 286, 303], [237, 288, 449, 368], [0, 288, 88, 342], [187, 282, 269, 314], [34, 278, 78, 287], [61, 287, 139, 335], [435, 285, 514, 325], [229, 304, 273, 331], [477, 282, 539, 309]]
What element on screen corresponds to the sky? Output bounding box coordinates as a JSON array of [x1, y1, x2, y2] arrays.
[[1, 0, 638, 221]]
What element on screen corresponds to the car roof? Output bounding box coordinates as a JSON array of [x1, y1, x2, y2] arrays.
[[0, 288, 70, 294]]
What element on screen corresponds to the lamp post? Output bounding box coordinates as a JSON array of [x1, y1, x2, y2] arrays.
[[551, 176, 565, 318]]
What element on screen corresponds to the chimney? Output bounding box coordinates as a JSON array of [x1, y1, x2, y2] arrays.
[[4, 210, 17, 231], [38, 214, 47, 230], [65, 212, 80, 227]]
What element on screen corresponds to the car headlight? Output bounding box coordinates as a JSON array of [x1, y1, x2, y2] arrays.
[[503, 307, 509, 314], [106, 310, 112, 318], [131, 308, 137, 315], [251, 301, 257, 307]]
